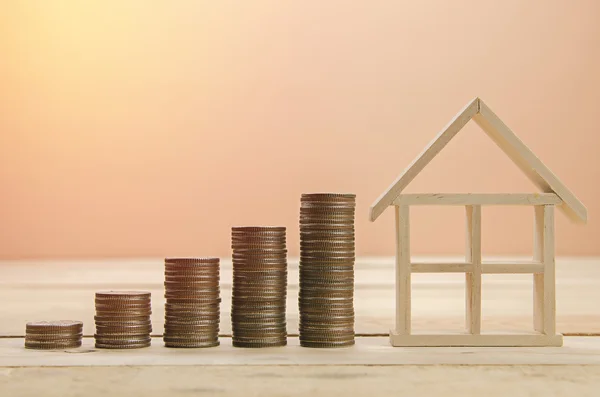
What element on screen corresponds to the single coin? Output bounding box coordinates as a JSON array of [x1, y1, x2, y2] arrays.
[[25, 320, 83, 330], [299, 341, 355, 348], [95, 326, 152, 333], [164, 340, 219, 348], [95, 341, 151, 349], [95, 291, 151, 298], [165, 257, 219, 263], [94, 317, 151, 324], [165, 302, 220, 309], [164, 318, 220, 326], [231, 226, 286, 233], [163, 334, 219, 341], [164, 289, 222, 295], [232, 340, 287, 348]]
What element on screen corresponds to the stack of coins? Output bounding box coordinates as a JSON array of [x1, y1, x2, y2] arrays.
[[299, 193, 356, 348], [231, 226, 288, 348], [94, 291, 152, 349], [24, 320, 83, 350], [163, 257, 221, 348]]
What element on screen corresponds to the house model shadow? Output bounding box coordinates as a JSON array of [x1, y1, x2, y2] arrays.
[[369, 97, 587, 347]]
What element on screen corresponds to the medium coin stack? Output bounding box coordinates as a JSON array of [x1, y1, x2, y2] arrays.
[[299, 193, 356, 348], [94, 291, 152, 349], [24, 320, 83, 350], [163, 257, 221, 348], [231, 226, 288, 348]]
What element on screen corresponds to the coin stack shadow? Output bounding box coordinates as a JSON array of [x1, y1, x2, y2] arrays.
[[24, 320, 83, 350], [94, 291, 152, 349], [163, 257, 221, 348], [231, 226, 288, 348], [299, 193, 356, 348]]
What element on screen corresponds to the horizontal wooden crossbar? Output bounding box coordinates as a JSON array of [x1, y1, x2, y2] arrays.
[[410, 261, 544, 274], [393, 193, 561, 206], [390, 330, 563, 347], [411, 262, 473, 273]]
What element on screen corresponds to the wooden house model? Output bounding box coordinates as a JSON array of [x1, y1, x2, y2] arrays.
[[369, 97, 587, 347]]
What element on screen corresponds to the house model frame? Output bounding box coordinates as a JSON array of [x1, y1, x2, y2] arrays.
[[369, 97, 587, 347]]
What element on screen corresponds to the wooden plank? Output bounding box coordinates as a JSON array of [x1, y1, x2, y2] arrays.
[[481, 261, 544, 274], [411, 262, 473, 273], [543, 206, 556, 335], [465, 205, 482, 334], [393, 193, 561, 206], [474, 100, 587, 224], [534, 206, 545, 332], [389, 331, 563, 347], [395, 205, 411, 335], [369, 97, 479, 221], [1, 336, 598, 367]]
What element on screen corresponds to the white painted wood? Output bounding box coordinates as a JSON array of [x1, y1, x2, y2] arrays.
[[389, 331, 563, 347], [395, 205, 411, 335], [474, 100, 587, 224], [411, 262, 473, 273], [393, 193, 561, 206], [369, 97, 479, 221], [481, 261, 544, 274], [465, 205, 482, 334]]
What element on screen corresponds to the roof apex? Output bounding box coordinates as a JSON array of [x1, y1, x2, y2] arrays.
[[369, 98, 587, 224]]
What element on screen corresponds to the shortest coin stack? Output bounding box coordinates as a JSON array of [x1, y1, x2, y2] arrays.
[[25, 320, 83, 350], [94, 291, 152, 349]]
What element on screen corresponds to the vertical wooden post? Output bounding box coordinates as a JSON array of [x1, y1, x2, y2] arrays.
[[534, 205, 555, 335], [395, 205, 411, 335], [465, 205, 482, 334]]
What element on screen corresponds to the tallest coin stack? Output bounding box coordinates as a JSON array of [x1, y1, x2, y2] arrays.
[[299, 193, 356, 348]]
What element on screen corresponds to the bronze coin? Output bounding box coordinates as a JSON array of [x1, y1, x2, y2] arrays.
[[165, 257, 219, 264], [232, 226, 286, 232], [95, 291, 151, 298], [300, 340, 355, 349], [164, 340, 219, 348], [232, 340, 287, 348], [25, 320, 83, 331], [95, 342, 151, 349]]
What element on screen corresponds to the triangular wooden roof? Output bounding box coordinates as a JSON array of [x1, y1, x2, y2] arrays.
[[369, 97, 587, 224]]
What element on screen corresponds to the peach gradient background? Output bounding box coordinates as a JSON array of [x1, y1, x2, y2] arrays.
[[1, 1, 599, 260]]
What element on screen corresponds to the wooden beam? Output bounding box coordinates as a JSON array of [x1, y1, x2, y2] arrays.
[[411, 262, 473, 273], [465, 205, 482, 335], [534, 206, 557, 335], [369, 97, 479, 221], [395, 205, 411, 335], [390, 331, 563, 347], [393, 193, 561, 206], [533, 205, 556, 335], [481, 261, 544, 274]]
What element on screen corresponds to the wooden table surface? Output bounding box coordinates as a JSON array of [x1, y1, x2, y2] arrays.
[[1, 256, 599, 396]]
